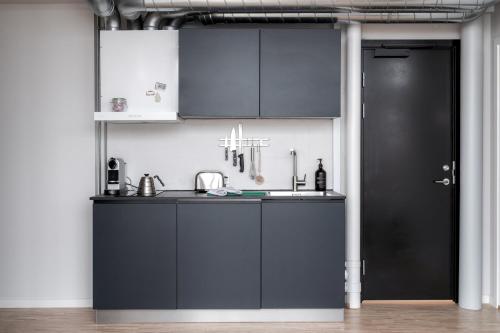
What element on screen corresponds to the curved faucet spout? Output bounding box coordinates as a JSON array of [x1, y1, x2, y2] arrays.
[[290, 148, 306, 191]]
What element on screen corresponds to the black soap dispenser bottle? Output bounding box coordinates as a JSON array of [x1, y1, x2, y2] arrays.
[[315, 158, 327, 191]]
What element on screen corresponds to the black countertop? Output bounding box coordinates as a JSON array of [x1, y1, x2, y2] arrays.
[[90, 190, 346, 202]]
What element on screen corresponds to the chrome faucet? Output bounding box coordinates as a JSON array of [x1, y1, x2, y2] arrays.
[[290, 148, 306, 191]]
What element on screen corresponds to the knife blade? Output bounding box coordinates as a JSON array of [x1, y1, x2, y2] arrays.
[[230, 128, 237, 167], [224, 136, 229, 161], [238, 124, 244, 173]]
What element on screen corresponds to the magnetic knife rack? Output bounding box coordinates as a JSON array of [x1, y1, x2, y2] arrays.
[[218, 138, 270, 148]]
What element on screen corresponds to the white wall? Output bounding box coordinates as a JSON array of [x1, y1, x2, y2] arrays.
[[107, 119, 335, 191], [362, 23, 460, 40], [0, 4, 94, 307]]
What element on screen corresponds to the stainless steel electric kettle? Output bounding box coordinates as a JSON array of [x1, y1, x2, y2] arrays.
[[137, 174, 165, 197]]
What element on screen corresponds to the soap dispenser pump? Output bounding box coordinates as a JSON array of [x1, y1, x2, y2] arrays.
[[315, 158, 327, 191]]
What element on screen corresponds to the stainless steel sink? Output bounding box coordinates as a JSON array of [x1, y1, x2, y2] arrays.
[[266, 191, 330, 197]]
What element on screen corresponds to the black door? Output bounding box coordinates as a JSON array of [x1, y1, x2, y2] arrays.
[[362, 41, 458, 300]]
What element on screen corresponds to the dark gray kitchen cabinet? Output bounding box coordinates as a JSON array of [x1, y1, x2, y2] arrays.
[[179, 29, 260, 118], [177, 201, 261, 308], [260, 29, 341, 118], [261, 201, 345, 308], [93, 203, 177, 309]]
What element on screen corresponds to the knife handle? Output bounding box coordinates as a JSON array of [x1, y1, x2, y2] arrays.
[[225, 147, 228, 161], [233, 151, 237, 166], [238, 154, 244, 173]]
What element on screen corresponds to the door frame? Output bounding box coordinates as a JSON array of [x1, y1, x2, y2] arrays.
[[360, 40, 460, 302]]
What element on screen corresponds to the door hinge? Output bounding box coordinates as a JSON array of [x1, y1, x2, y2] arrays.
[[362, 72, 366, 87], [362, 260, 366, 276], [452, 161, 456, 184], [362, 103, 366, 118]]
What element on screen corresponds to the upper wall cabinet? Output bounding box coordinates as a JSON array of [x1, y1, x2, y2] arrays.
[[179, 29, 260, 118], [178, 28, 341, 119], [260, 29, 341, 118], [97, 31, 180, 123]]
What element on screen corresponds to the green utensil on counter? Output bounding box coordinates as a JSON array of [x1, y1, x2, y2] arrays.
[[207, 191, 267, 197]]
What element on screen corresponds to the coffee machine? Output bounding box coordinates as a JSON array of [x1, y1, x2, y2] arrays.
[[104, 157, 128, 196]]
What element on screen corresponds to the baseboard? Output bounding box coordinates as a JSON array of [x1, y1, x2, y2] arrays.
[[96, 309, 344, 324], [482, 295, 490, 304], [0, 299, 92, 308]]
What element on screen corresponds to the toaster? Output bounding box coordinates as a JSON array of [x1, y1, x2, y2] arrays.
[[195, 171, 225, 192]]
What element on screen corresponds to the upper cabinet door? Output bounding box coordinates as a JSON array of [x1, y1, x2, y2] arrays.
[[179, 29, 260, 118], [260, 29, 341, 118]]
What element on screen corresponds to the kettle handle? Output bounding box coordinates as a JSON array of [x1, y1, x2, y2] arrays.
[[154, 175, 165, 187]]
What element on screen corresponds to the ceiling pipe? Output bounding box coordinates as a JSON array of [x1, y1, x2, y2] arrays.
[[163, 17, 191, 30], [127, 17, 143, 30], [99, 9, 121, 30], [143, 10, 205, 30], [114, 0, 496, 12], [87, 0, 115, 17], [198, 13, 337, 24], [143, 13, 169, 30], [114, 0, 498, 22], [197, 12, 472, 24], [82, 0, 500, 24]]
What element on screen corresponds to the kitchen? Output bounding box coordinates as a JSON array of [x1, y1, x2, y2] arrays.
[[0, 0, 499, 332]]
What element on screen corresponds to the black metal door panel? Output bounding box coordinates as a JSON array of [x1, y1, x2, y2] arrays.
[[362, 42, 457, 300]]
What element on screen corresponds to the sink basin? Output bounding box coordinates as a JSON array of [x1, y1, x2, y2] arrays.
[[266, 191, 329, 197]]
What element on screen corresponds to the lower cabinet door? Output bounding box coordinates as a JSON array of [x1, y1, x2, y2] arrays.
[[93, 203, 177, 309], [177, 202, 261, 309], [262, 201, 345, 308]]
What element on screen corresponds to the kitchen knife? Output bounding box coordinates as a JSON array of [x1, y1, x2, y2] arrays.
[[224, 136, 229, 161], [238, 124, 244, 173], [230, 128, 237, 167]]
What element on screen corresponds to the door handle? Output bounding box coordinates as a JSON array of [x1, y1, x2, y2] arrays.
[[433, 178, 450, 186]]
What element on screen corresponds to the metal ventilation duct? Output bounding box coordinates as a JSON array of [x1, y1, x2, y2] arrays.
[[197, 12, 475, 24], [86, 0, 115, 17], [87, 0, 500, 23], [100, 10, 121, 30], [87, 0, 123, 29]]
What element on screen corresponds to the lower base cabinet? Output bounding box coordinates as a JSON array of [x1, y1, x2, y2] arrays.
[[261, 201, 345, 308], [93, 199, 345, 310], [177, 201, 261, 309], [93, 203, 177, 309]]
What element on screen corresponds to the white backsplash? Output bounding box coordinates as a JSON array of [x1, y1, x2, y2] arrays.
[[107, 119, 334, 191]]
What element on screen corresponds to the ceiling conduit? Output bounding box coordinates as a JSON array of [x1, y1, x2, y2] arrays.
[[100, 9, 122, 30], [87, 0, 115, 17], [87, 0, 123, 30], [87, 0, 500, 24]]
